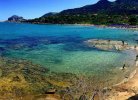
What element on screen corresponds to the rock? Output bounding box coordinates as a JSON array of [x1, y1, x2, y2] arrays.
[[12, 76, 21, 82], [8, 43, 28, 50], [84, 39, 129, 51], [0, 57, 78, 99], [39, 39, 50, 44], [79, 94, 87, 100], [0, 69, 2, 77], [0, 47, 5, 52], [36, 94, 61, 100], [128, 94, 138, 100], [136, 61, 138, 66], [45, 88, 57, 94]]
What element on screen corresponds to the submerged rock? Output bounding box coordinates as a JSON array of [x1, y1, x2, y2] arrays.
[[79, 94, 87, 100], [0, 57, 79, 99], [84, 39, 129, 51], [8, 43, 29, 50], [0, 47, 5, 52], [45, 88, 57, 94], [35, 94, 61, 100], [0, 69, 2, 77], [12, 75, 21, 82], [0, 57, 50, 96]]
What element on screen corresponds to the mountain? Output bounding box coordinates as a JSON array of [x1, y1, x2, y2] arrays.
[[7, 15, 26, 22], [60, 0, 111, 15], [60, 0, 138, 15], [116, 0, 138, 4], [41, 12, 58, 17], [25, 0, 138, 25]]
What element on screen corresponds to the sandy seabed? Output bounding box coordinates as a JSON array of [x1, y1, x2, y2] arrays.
[[107, 67, 138, 100]]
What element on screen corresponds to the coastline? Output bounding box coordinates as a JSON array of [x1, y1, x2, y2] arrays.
[[107, 66, 138, 100], [0, 22, 138, 99], [2, 21, 138, 30], [73, 23, 138, 30], [104, 46, 138, 99], [39, 23, 138, 30], [113, 69, 137, 87]]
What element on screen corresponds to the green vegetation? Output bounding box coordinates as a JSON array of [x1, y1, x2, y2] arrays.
[[128, 16, 138, 25], [24, 0, 138, 26], [26, 14, 138, 25]]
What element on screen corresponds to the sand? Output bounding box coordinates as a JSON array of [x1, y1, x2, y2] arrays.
[[107, 67, 138, 100]]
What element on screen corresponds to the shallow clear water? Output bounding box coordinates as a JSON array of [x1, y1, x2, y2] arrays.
[[0, 22, 138, 83]]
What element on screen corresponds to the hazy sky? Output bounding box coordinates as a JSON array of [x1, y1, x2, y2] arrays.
[[0, 0, 116, 21]]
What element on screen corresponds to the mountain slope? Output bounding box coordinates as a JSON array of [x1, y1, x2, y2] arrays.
[[25, 0, 138, 25], [60, 0, 111, 14], [41, 12, 58, 17], [60, 0, 138, 15]]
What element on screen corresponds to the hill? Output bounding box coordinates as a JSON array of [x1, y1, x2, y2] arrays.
[[7, 15, 26, 22], [25, 0, 138, 25], [60, 0, 138, 15], [41, 12, 58, 17]]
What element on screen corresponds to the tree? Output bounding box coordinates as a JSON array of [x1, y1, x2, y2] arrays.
[[128, 16, 137, 25]]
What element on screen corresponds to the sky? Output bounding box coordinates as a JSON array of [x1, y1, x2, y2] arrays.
[[0, 0, 116, 21]]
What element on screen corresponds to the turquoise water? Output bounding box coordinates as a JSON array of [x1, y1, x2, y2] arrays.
[[0, 22, 138, 82]]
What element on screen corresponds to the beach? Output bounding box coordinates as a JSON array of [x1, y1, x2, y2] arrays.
[[106, 60, 138, 100], [100, 43, 138, 100]]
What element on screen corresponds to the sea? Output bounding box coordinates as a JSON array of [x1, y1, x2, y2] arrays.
[[0, 22, 138, 86]]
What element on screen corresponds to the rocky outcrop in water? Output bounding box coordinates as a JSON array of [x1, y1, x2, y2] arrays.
[[84, 39, 129, 51]]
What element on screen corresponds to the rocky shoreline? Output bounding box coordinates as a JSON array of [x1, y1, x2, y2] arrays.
[[84, 39, 129, 51], [0, 57, 106, 99], [8, 21, 138, 30], [71, 24, 138, 30], [106, 67, 138, 100], [83, 39, 138, 99], [84, 39, 138, 51], [0, 38, 138, 99]]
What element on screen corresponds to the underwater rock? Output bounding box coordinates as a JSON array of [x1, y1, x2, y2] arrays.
[[8, 43, 29, 50], [79, 94, 87, 100], [2, 36, 51, 51], [0, 69, 2, 77], [84, 39, 129, 51], [0, 57, 50, 94], [12, 76, 21, 82], [0, 57, 80, 99], [45, 88, 57, 94], [0, 47, 5, 52], [46, 72, 78, 88], [35, 94, 61, 100], [38, 38, 50, 44]]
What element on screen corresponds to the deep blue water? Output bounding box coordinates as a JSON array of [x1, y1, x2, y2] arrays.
[[0, 22, 138, 84]]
